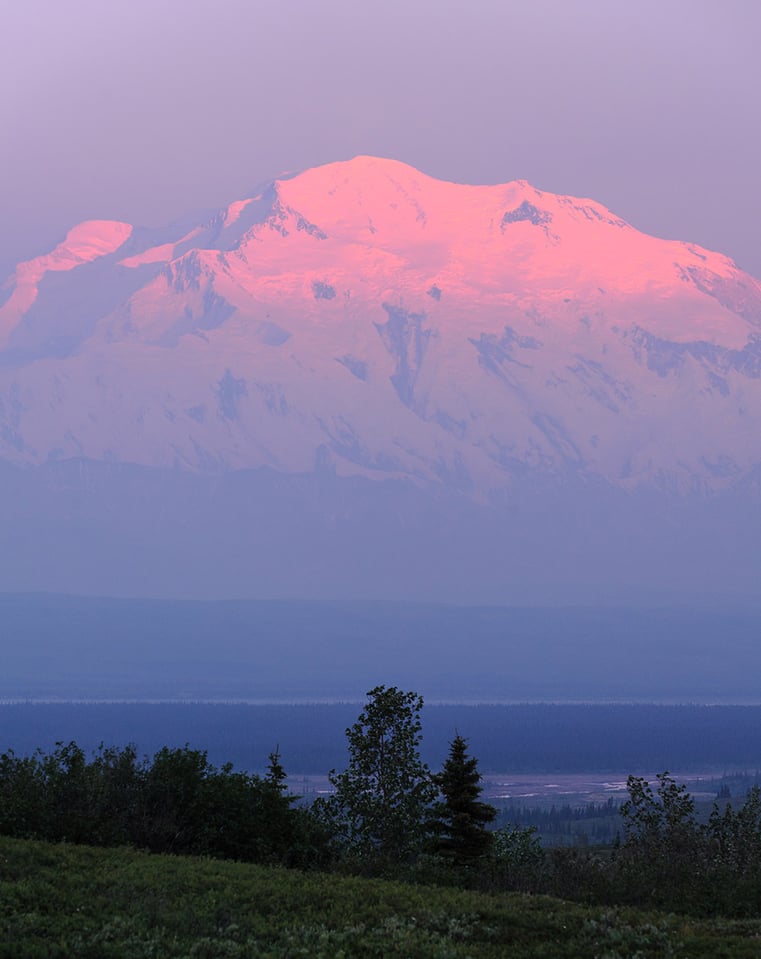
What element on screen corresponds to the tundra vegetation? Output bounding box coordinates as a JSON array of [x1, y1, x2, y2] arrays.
[[4, 686, 761, 955]]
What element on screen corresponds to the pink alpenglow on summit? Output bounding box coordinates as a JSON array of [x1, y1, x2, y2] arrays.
[[1, 156, 760, 495]]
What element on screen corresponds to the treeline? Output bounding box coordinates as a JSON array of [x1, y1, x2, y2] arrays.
[[0, 741, 329, 868], [5, 687, 761, 917], [7, 702, 761, 773], [497, 799, 622, 845]]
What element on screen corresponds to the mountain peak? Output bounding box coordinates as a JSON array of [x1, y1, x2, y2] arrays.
[[1, 159, 761, 499], [285, 154, 438, 184], [55, 220, 133, 261]]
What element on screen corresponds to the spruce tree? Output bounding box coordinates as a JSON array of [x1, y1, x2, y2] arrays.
[[265, 747, 288, 792], [430, 734, 496, 863]]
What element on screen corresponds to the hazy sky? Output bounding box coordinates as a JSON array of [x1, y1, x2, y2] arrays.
[[2, 0, 759, 280]]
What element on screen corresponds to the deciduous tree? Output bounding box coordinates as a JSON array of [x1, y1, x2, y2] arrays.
[[326, 685, 436, 861]]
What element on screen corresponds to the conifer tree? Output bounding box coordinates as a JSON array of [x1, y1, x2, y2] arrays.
[[429, 734, 496, 863], [265, 747, 288, 793]]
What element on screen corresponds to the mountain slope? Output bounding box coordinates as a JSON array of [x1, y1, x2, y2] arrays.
[[2, 156, 761, 495]]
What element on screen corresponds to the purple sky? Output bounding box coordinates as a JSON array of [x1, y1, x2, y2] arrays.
[[2, 0, 759, 280]]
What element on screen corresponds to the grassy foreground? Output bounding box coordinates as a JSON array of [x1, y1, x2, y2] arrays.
[[2, 837, 761, 958]]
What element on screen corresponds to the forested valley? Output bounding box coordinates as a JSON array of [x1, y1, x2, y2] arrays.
[[4, 687, 761, 921]]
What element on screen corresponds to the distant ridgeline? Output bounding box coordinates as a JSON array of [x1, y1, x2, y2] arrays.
[[3, 594, 761, 704], [3, 702, 761, 774]]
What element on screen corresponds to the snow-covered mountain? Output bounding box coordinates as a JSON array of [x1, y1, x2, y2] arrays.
[[2, 157, 761, 602], [3, 155, 761, 493]]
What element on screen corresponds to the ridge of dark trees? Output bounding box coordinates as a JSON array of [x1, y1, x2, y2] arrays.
[[0, 741, 330, 868]]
